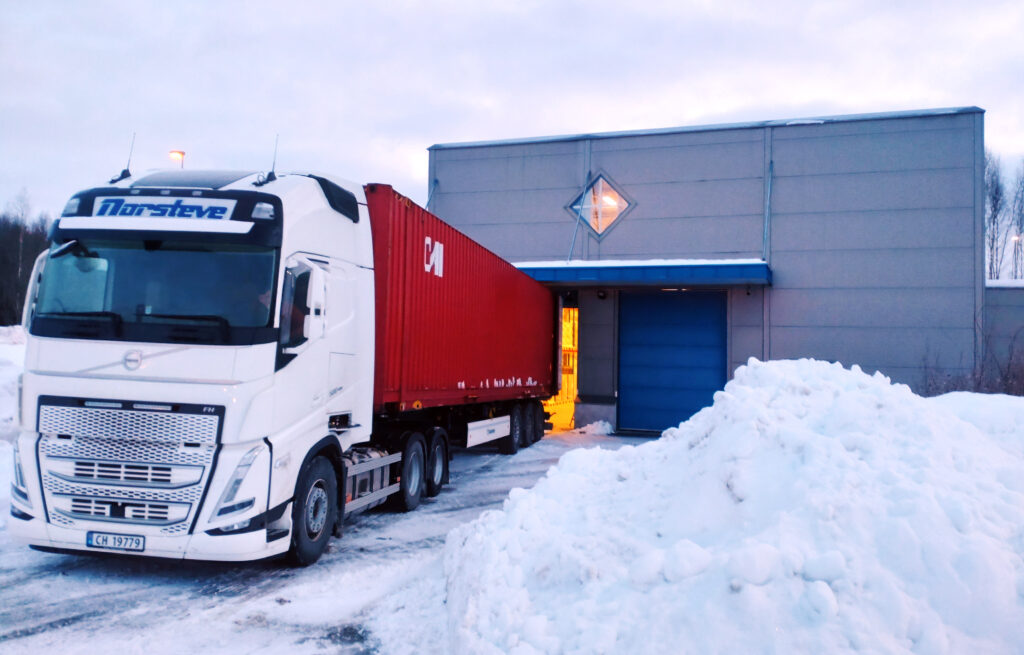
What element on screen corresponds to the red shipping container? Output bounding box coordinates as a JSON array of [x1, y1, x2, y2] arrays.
[[365, 184, 556, 412]]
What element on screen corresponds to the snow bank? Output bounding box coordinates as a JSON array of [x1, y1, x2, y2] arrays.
[[444, 359, 1024, 654], [575, 420, 612, 436]]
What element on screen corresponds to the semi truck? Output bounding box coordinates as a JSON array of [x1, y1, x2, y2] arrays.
[[8, 169, 556, 565]]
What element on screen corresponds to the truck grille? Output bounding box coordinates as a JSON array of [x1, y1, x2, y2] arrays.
[[55, 495, 190, 526], [46, 456, 204, 488], [78, 461, 172, 484], [39, 402, 219, 445], [37, 396, 222, 535]]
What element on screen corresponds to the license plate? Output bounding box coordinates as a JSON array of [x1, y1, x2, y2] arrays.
[[86, 531, 145, 552]]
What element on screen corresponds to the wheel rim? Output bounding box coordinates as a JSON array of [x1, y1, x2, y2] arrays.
[[408, 448, 423, 497], [305, 479, 329, 540], [431, 442, 444, 486]]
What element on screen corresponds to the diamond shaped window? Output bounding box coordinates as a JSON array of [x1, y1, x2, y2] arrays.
[[569, 175, 630, 237]]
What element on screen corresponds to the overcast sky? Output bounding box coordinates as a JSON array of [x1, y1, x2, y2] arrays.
[[2, 0, 1023, 218]]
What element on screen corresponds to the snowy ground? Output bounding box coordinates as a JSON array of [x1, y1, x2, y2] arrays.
[[0, 428, 633, 654]]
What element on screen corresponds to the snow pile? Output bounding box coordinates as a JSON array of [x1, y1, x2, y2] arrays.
[[444, 359, 1024, 654], [0, 325, 26, 345], [576, 420, 613, 436]]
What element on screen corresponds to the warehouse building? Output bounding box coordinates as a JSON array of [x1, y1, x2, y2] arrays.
[[427, 107, 990, 433]]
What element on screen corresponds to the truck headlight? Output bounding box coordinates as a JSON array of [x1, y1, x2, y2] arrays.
[[213, 444, 262, 517], [11, 439, 32, 509], [16, 373, 23, 428]]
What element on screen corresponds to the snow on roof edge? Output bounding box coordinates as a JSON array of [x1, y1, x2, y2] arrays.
[[513, 258, 767, 269], [430, 107, 983, 151], [986, 279, 1024, 288]]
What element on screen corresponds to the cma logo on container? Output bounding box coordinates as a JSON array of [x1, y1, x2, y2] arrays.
[[424, 237, 444, 278]]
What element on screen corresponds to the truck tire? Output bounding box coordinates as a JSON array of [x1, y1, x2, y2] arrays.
[[395, 433, 426, 511], [531, 400, 546, 443], [499, 405, 524, 455], [425, 428, 449, 498], [521, 402, 537, 447], [289, 456, 337, 566]]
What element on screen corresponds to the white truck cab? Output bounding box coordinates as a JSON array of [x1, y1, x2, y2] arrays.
[[10, 169, 380, 563]]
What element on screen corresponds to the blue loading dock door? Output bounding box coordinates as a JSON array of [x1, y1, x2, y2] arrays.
[[617, 290, 727, 432]]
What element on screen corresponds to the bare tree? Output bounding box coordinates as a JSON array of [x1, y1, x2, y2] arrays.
[[1011, 159, 1024, 279], [985, 151, 1011, 279]]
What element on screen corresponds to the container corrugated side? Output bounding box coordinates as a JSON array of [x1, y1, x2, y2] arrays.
[[366, 184, 555, 412]]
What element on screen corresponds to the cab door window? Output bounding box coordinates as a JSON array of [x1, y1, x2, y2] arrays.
[[279, 261, 311, 349]]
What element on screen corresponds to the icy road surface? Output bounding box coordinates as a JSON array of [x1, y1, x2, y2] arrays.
[[0, 430, 635, 654]]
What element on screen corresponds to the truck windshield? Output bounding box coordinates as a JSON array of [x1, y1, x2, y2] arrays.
[[31, 238, 278, 345]]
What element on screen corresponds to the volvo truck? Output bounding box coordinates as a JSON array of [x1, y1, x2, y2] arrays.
[[9, 169, 556, 565]]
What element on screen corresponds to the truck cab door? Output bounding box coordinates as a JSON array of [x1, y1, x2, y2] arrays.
[[281, 256, 327, 356], [274, 255, 330, 432]]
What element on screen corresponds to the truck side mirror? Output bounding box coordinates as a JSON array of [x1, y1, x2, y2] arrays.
[[281, 258, 327, 355], [22, 250, 48, 329]]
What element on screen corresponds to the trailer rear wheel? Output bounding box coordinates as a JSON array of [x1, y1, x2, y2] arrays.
[[531, 400, 546, 443], [425, 428, 449, 498], [289, 456, 337, 566], [521, 402, 537, 447], [395, 433, 426, 511], [499, 405, 524, 455]]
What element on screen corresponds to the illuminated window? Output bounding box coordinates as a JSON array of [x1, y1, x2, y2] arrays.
[[568, 175, 631, 237]]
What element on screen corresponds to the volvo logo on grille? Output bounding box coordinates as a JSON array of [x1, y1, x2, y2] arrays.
[[123, 350, 143, 370]]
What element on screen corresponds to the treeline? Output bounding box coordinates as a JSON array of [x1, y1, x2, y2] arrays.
[[0, 193, 52, 325], [985, 151, 1024, 279]]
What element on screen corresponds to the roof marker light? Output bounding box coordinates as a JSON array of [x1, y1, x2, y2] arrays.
[[252, 202, 275, 220], [61, 197, 80, 216]]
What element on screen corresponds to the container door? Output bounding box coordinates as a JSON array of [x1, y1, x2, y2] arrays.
[[617, 290, 726, 433]]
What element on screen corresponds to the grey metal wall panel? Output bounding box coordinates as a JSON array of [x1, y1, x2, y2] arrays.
[[984, 287, 1024, 371], [433, 153, 582, 193], [729, 288, 764, 327], [773, 168, 973, 214], [770, 288, 975, 328], [431, 188, 578, 226], [766, 112, 981, 390], [729, 288, 764, 378], [769, 249, 976, 289], [771, 326, 976, 370], [771, 208, 974, 251], [577, 290, 617, 400], [730, 326, 764, 371], [773, 128, 973, 176], [628, 178, 764, 218], [589, 140, 764, 184], [594, 215, 764, 259]]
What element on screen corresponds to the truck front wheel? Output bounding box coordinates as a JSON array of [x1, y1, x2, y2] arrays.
[[289, 456, 337, 566]]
